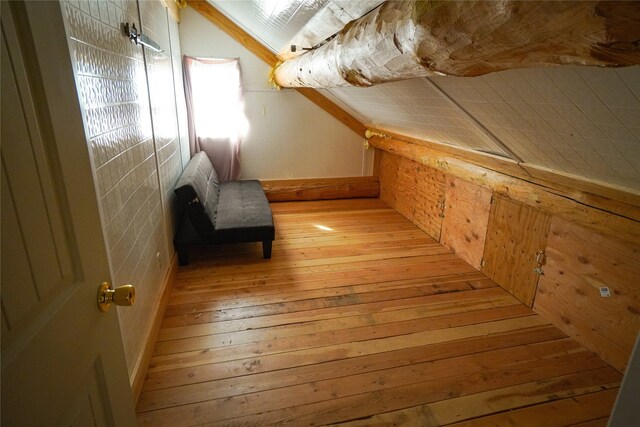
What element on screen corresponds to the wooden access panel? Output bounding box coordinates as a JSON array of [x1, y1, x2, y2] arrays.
[[534, 217, 640, 372], [441, 177, 492, 270], [379, 152, 446, 240], [482, 196, 551, 306]]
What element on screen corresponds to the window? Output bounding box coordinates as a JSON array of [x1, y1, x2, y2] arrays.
[[183, 56, 248, 180]]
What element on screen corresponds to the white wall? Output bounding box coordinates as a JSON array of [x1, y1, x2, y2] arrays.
[[179, 6, 373, 180]]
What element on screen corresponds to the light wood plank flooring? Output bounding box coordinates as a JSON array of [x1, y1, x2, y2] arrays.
[[137, 199, 622, 426]]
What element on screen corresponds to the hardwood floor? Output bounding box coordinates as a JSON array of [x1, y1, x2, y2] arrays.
[[137, 199, 622, 426]]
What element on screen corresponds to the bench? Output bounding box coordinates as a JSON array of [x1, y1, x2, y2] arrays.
[[173, 152, 275, 265]]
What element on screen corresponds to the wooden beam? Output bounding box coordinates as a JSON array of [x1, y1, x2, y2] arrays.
[[261, 177, 379, 202], [186, 0, 367, 137], [369, 136, 640, 244], [369, 129, 640, 219], [521, 163, 640, 219], [370, 127, 531, 181], [274, 0, 640, 88], [187, 0, 277, 67], [294, 88, 367, 136]]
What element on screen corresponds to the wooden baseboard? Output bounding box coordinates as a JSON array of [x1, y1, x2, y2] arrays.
[[131, 252, 178, 404], [261, 176, 379, 202]]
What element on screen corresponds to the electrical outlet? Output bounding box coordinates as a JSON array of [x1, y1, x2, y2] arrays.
[[599, 287, 611, 297]]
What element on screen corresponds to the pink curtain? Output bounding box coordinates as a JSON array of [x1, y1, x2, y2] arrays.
[[182, 56, 246, 181]]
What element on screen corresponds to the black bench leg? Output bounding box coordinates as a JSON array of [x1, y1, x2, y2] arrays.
[[177, 246, 189, 266], [262, 240, 272, 259]]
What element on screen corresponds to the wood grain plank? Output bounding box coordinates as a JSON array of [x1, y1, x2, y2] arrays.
[[173, 261, 478, 302], [447, 388, 620, 427], [138, 307, 543, 412], [137, 199, 619, 426], [270, 198, 387, 214], [262, 177, 379, 202], [154, 298, 527, 357], [160, 286, 508, 329], [534, 217, 640, 372], [148, 316, 549, 374], [163, 276, 481, 318], [379, 152, 446, 240], [174, 254, 472, 288], [569, 418, 610, 427], [168, 271, 488, 307], [140, 350, 608, 426], [157, 287, 515, 346], [143, 325, 566, 393], [441, 176, 492, 269], [330, 366, 621, 426]]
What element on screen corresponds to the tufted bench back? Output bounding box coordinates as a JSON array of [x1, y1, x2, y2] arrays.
[[174, 151, 219, 239]]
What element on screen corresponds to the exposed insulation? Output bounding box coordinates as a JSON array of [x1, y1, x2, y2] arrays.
[[274, 0, 640, 88]]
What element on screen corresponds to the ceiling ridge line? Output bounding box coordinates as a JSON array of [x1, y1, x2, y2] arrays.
[[423, 77, 524, 164]]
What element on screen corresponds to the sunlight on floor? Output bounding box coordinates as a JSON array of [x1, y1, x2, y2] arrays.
[[314, 224, 333, 231]]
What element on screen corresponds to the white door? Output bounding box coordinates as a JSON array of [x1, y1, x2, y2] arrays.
[[1, 2, 137, 425]]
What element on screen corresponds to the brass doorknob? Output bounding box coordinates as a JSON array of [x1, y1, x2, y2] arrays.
[[97, 282, 136, 312]]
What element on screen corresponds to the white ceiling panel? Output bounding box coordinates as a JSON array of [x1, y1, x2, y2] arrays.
[[327, 79, 512, 157], [208, 0, 331, 52], [430, 67, 640, 189]]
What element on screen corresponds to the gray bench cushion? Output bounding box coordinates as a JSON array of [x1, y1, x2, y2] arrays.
[[174, 152, 219, 239], [215, 180, 275, 243], [173, 152, 275, 264]]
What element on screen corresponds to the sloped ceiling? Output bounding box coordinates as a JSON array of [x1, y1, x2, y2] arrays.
[[206, 0, 640, 192]]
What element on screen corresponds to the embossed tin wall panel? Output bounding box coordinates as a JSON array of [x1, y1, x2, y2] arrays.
[[140, 0, 183, 261], [168, 17, 190, 170], [63, 0, 185, 377]]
